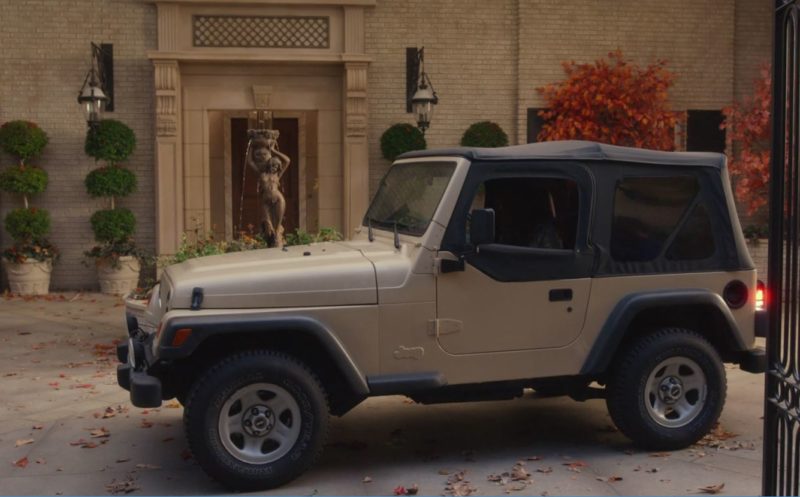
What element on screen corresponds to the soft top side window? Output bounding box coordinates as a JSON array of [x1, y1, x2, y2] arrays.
[[468, 177, 579, 249], [611, 176, 698, 262]]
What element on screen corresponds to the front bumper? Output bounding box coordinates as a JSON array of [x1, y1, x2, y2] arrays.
[[739, 346, 767, 374], [116, 335, 163, 408]]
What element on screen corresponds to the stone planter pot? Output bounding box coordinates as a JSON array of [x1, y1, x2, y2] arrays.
[[3, 259, 53, 295], [97, 256, 141, 296]]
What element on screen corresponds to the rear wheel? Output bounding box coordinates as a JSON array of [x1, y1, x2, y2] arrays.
[[606, 328, 726, 450], [184, 350, 328, 491]]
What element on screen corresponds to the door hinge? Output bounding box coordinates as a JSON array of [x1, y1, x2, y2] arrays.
[[427, 319, 463, 337]]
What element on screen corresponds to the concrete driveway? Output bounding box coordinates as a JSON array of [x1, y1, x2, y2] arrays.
[[0, 294, 764, 496]]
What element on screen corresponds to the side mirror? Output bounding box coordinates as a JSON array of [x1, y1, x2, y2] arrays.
[[469, 208, 495, 246]]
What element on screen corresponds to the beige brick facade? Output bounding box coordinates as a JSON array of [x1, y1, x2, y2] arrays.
[[0, 0, 773, 290], [0, 0, 156, 290]]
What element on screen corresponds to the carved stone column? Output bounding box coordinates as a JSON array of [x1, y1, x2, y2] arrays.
[[153, 60, 183, 254], [342, 61, 369, 237]]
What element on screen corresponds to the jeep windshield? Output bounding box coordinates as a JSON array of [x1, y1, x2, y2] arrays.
[[364, 161, 456, 236]]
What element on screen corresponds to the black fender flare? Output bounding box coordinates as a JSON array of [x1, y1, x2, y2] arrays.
[[158, 314, 369, 396], [580, 289, 746, 375]]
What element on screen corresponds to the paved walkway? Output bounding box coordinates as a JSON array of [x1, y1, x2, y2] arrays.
[[0, 293, 764, 496]]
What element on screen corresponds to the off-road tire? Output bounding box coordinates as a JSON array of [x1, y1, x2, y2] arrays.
[[606, 328, 726, 450], [183, 350, 329, 491]]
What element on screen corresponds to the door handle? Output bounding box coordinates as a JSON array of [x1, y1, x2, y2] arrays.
[[549, 288, 573, 302]]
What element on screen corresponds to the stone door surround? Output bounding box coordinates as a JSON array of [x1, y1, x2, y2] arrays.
[[148, 0, 373, 254]]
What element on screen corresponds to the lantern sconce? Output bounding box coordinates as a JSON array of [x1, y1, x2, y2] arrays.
[[406, 47, 439, 134], [77, 43, 114, 127]]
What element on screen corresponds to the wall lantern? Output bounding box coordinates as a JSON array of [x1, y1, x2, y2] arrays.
[[77, 43, 114, 127], [408, 47, 439, 134]]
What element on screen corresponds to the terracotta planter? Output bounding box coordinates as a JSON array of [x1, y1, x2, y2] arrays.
[[3, 259, 53, 295], [97, 256, 141, 296]]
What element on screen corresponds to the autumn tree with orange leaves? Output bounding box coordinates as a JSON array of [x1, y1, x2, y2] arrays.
[[537, 50, 678, 151], [721, 63, 771, 216]]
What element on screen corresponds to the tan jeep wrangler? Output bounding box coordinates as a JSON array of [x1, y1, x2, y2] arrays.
[[116, 140, 766, 490]]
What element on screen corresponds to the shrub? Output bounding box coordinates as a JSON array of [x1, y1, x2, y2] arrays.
[[537, 50, 678, 150], [0, 121, 49, 164], [85, 119, 136, 164], [460, 121, 509, 148], [380, 123, 426, 161], [284, 227, 343, 246], [5, 208, 50, 243], [85, 165, 137, 198], [90, 208, 136, 243], [0, 165, 48, 195]]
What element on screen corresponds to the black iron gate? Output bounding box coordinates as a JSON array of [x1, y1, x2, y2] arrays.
[[764, 1, 800, 495]]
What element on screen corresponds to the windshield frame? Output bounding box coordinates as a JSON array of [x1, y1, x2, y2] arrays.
[[363, 160, 458, 237]]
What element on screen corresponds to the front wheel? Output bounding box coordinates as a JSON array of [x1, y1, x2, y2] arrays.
[[184, 350, 329, 491], [606, 328, 726, 450]]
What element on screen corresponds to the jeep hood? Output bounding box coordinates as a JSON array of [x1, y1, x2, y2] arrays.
[[163, 242, 377, 309]]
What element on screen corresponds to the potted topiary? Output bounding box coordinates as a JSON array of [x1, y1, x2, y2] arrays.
[[380, 123, 426, 161], [0, 121, 57, 295], [83, 119, 142, 295], [460, 121, 509, 148]]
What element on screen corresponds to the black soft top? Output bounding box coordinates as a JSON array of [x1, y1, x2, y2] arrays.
[[398, 140, 725, 169]]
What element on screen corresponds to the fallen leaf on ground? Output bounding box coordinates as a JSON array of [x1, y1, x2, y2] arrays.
[[32, 424, 43, 430], [438, 469, 451, 475], [445, 471, 476, 496], [140, 420, 154, 428], [649, 451, 671, 457], [15, 439, 34, 447], [162, 437, 174, 443], [12, 456, 28, 468], [563, 461, 587, 472], [362, 476, 372, 483], [3, 372, 18, 377], [536, 466, 553, 474], [73, 383, 94, 389], [135, 463, 161, 470], [116, 458, 131, 463], [597, 476, 623, 482], [394, 485, 419, 495], [510, 462, 531, 481], [164, 400, 181, 408], [699, 483, 725, 494], [35, 458, 46, 464], [106, 475, 139, 495], [526, 455, 542, 461], [90, 427, 110, 438]]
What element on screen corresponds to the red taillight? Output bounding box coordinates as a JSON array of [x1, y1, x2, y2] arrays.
[[756, 281, 766, 311], [171, 328, 192, 347]]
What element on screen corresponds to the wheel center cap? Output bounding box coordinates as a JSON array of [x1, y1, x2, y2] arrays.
[[658, 376, 683, 404], [242, 405, 275, 437]]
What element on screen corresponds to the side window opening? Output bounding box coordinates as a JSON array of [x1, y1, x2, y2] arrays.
[[611, 176, 699, 262], [469, 177, 579, 249]]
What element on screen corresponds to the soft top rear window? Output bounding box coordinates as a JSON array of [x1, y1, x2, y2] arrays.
[[611, 176, 699, 262]]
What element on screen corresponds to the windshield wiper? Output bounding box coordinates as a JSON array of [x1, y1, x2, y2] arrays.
[[366, 216, 374, 242], [393, 221, 400, 249]]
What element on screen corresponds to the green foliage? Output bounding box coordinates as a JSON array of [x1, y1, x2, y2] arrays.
[[0, 165, 48, 195], [85, 119, 136, 164], [84, 239, 150, 268], [85, 165, 137, 198], [161, 227, 344, 267], [284, 227, 343, 246], [90, 208, 136, 243], [0, 121, 48, 164], [5, 207, 50, 243], [380, 123, 426, 161], [460, 121, 509, 148]]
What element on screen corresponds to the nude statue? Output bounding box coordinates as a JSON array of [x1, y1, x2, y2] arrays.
[[246, 130, 291, 247]]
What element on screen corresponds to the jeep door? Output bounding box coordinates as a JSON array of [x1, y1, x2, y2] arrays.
[[435, 161, 595, 354]]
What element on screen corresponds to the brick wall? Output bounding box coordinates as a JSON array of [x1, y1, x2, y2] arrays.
[[0, 0, 774, 289], [0, 0, 156, 290], [365, 0, 519, 195]]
